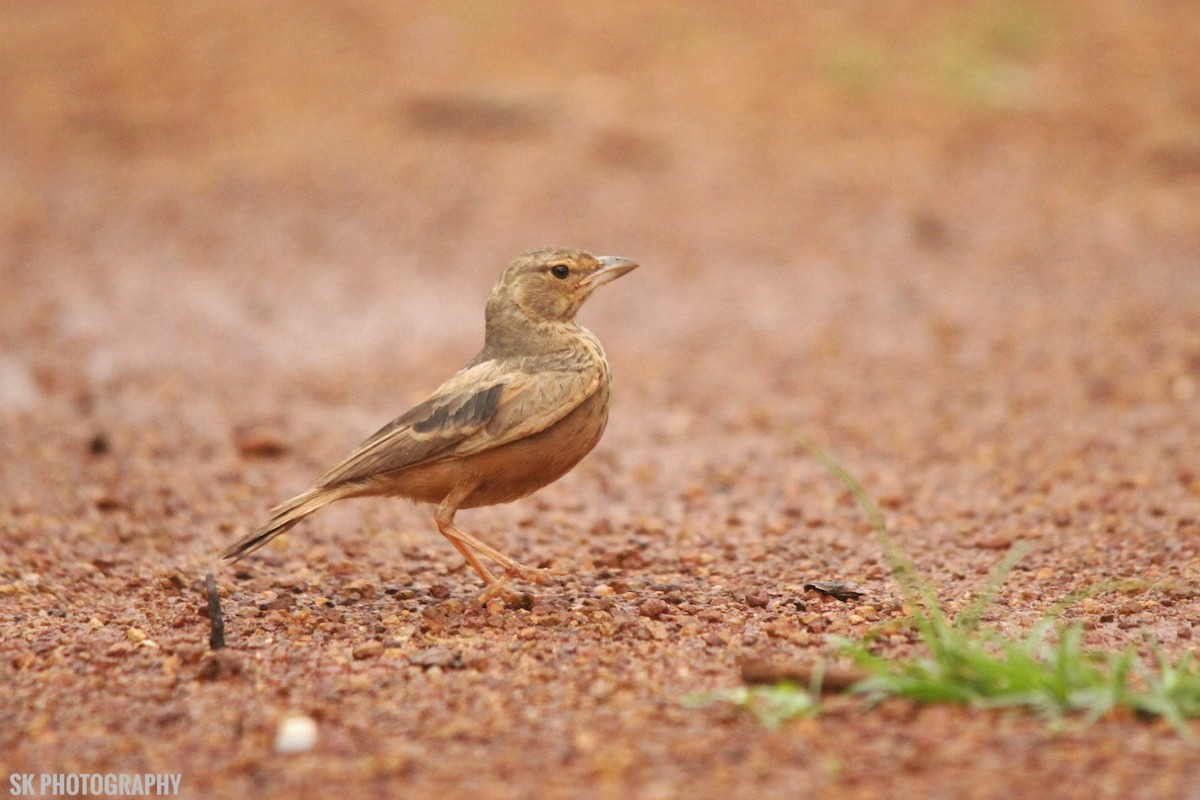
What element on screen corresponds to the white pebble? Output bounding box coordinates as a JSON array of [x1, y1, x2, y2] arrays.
[[274, 715, 318, 754]]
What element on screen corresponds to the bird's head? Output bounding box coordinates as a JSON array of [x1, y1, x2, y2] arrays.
[[488, 247, 638, 327]]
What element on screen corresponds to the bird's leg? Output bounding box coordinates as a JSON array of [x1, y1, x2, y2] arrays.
[[434, 488, 555, 590], [446, 532, 517, 606], [447, 537, 499, 586]]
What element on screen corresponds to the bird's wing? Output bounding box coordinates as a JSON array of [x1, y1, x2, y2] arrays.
[[458, 362, 600, 456], [315, 357, 599, 488]]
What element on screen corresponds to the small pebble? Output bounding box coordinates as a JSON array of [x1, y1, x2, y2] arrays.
[[485, 598, 506, 615], [638, 598, 670, 619], [744, 592, 769, 608], [352, 640, 384, 660], [88, 433, 110, 455], [409, 646, 463, 669], [274, 715, 318, 754]]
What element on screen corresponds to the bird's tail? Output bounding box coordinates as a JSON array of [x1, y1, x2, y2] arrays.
[[222, 487, 347, 562]]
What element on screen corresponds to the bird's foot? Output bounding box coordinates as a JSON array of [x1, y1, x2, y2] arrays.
[[475, 576, 520, 606], [473, 563, 561, 606], [506, 563, 560, 585]]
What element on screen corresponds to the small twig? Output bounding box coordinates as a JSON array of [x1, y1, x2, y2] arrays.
[[206, 571, 226, 650], [740, 658, 868, 692], [804, 581, 867, 602]]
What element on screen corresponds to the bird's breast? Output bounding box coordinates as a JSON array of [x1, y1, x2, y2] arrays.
[[373, 328, 614, 508], [456, 377, 610, 508]]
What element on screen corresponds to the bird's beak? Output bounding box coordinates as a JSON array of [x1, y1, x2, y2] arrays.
[[582, 256, 639, 289]]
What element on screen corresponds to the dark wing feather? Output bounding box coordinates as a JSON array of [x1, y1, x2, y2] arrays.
[[315, 367, 505, 488], [458, 367, 599, 455]]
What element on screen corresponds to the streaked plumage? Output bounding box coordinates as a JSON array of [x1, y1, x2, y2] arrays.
[[222, 248, 637, 600]]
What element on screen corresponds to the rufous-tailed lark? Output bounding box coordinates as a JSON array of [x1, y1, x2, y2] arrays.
[[223, 248, 637, 602]]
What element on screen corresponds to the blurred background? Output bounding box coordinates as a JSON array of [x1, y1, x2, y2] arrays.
[[2, 0, 1198, 495]]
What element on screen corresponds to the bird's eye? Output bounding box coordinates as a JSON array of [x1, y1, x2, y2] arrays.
[[550, 264, 570, 279]]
